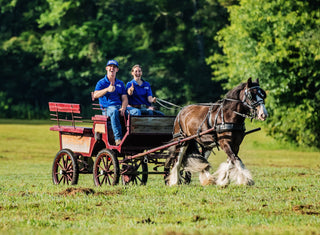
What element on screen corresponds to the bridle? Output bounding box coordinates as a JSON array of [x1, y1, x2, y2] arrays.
[[243, 86, 266, 107], [238, 85, 266, 119]]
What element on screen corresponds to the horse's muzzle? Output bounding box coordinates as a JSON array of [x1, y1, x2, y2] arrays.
[[257, 104, 268, 121], [258, 113, 268, 121]]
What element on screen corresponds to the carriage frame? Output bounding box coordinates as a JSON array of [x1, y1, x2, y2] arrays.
[[49, 102, 182, 186]]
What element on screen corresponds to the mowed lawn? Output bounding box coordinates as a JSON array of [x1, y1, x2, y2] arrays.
[[0, 119, 319, 235]]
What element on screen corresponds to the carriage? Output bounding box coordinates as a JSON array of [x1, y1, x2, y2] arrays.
[[49, 101, 179, 186], [49, 78, 268, 187]]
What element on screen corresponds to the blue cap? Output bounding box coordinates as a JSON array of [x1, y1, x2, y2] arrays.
[[106, 59, 119, 67]]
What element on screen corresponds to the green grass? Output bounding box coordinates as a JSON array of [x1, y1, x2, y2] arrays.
[[0, 119, 319, 235]]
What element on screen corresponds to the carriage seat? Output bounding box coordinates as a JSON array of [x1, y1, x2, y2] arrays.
[[49, 125, 92, 134], [91, 115, 108, 122], [49, 102, 92, 135]]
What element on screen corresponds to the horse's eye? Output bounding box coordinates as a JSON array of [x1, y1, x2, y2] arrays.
[[259, 90, 266, 99]]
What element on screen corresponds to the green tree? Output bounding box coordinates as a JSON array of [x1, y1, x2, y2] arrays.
[[0, 0, 49, 118], [1, 0, 228, 118], [207, 0, 320, 148]]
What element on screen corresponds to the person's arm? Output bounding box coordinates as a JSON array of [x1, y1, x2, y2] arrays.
[[119, 94, 128, 116], [93, 83, 115, 99], [147, 96, 156, 110], [146, 82, 156, 105], [127, 83, 134, 96], [148, 96, 156, 103]]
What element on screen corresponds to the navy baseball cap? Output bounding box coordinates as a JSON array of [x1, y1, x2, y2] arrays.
[[106, 59, 119, 67]]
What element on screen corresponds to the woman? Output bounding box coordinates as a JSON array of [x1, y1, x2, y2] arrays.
[[126, 64, 164, 116]]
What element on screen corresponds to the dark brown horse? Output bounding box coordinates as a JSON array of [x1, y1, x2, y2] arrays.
[[166, 78, 268, 186]]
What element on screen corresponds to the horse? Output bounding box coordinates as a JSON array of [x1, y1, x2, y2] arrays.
[[165, 78, 268, 186]]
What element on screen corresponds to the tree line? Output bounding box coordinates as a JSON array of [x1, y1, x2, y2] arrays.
[[1, 0, 319, 148]]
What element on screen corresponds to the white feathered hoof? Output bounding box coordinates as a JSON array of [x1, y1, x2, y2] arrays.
[[167, 172, 181, 186], [229, 159, 254, 186], [199, 170, 216, 186], [212, 161, 232, 186]]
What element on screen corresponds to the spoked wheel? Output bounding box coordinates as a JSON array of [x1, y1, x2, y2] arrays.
[[121, 158, 148, 185], [93, 149, 120, 186], [52, 149, 79, 185]]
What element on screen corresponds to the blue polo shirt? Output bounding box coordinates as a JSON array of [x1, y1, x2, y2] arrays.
[[126, 79, 153, 106], [95, 75, 126, 107]]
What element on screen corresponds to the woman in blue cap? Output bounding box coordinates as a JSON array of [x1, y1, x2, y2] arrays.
[[93, 60, 141, 145], [126, 64, 164, 116]]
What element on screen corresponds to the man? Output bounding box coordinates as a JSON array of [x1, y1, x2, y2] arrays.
[[93, 59, 141, 145]]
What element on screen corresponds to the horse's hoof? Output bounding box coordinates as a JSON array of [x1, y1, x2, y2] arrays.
[[200, 178, 216, 186]]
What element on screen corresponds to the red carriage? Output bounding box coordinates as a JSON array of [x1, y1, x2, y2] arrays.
[[49, 101, 177, 186]]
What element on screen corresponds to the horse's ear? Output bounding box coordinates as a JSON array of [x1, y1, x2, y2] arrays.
[[255, 78, 259, 84], [247, 77, 252, 86]]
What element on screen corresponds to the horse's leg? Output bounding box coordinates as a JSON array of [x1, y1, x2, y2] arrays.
[[212, 159, 232, 186], [168, 143, 189, 186], [183, 142, 215, 186], [229, 155, 254, 186], [202, 147, 212, 159], [214, 143, 254, 186], [184, 155, 215, 186], [164, 145, 177, 185], [199, 167, 215, 186]]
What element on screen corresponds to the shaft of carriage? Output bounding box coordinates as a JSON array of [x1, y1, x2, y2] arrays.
[[120, 127, 261, 163], [120, 126, 217, 163]]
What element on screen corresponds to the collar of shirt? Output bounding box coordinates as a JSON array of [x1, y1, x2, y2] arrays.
[[132, 79, 145, 86], [104, 75, 118, 84]]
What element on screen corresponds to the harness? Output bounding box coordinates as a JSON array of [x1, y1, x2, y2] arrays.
[[174, 85, 265, 148], [173, 100, 245, 149]]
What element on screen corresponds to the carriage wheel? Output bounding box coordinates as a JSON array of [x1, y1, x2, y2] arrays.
[[93, 149, 120, 186], [52, 149, 79, 185], [121, 158, 148, 185]]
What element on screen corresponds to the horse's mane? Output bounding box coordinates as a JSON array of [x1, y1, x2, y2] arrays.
[[225, 83, 246, 100]]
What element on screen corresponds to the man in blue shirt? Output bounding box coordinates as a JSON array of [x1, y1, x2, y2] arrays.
[[93, 60, 141, 145]]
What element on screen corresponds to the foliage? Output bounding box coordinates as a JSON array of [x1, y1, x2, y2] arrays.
[[0, 0, 228, 118], [207, 0, 320, 148]]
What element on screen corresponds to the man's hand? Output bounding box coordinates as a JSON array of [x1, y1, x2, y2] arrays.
[[119, 107, 126, 116], [107, 82, 115, 93]]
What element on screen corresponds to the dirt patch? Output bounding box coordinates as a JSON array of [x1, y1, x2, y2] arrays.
[[59, 187, 95, 196], [95, 189, 123, 196], [292, 205, 320, 215], [58, 187, 123, 196], [63, 216, 75, 221], [137, 217, 155, 224]]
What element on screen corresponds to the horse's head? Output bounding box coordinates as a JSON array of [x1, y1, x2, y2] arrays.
[[242, 78, 268, 121]]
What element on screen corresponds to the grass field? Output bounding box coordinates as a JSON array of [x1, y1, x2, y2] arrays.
[[0, 119, 319, 235]]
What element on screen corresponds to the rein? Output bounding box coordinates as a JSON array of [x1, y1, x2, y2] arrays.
[[156, 98, 182, 110]]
